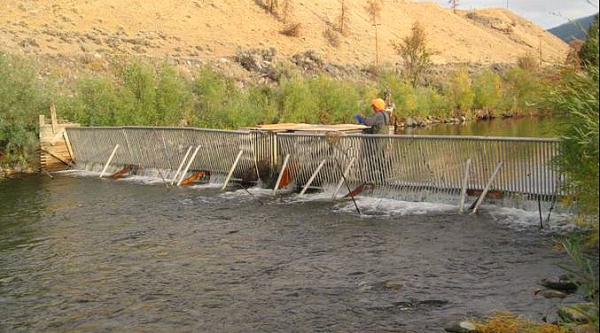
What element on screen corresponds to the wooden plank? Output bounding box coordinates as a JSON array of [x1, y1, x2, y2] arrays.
[[63, 131, 75, 162], [50, 101, 58, 134]]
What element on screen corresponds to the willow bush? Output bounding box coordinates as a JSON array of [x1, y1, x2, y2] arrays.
[[0, 53, 48, 168]]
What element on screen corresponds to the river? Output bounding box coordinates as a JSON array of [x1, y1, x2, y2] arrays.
[[398, 116, 562, 137], [0, 167, 579, 332]]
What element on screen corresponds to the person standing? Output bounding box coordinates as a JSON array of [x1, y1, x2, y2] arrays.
[[354, 98, 390, 134], [354, 98, 392, 184]]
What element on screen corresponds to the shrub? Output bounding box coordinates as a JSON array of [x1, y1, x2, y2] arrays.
[[323, 27, 340, 48], [499, 66, 551, 116], [156, 63, 194, 126], [0, 53, 48, 167], [444, 67, 474, 117], [280, 23, 301, 37], [550, 66, 599, 223], [472, 69, 503, 115]]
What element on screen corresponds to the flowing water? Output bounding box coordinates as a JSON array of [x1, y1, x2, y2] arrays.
[[0, 170, 580, 333]]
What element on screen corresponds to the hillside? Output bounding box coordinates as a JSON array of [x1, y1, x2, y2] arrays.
[[0, 0, 570, 68], [548, 13, 598, 43]]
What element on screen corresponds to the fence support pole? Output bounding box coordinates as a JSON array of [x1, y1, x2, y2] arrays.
[[99, 144, 119, 178], [458, 158, 472, 213], [471, 161, 503, 214], [171, 146, 193, 185], [332, 157, 355, 200], [299, 159, 326, 196], [273, 154, 290, 194], [177, 145, 201, 186], [221, 150, 244, 191]]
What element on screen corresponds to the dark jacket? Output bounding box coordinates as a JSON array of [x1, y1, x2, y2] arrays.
[[363, 111, 390, 134]]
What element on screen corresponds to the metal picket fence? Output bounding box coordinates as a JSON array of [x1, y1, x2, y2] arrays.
[[66, 126, 563, 208]]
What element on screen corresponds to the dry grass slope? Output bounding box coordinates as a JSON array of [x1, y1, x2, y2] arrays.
[[0, 0, 569, 66]]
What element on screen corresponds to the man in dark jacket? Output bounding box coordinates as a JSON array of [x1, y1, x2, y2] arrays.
[[354, 98, 390, 134], [354, 98, 392, 184]]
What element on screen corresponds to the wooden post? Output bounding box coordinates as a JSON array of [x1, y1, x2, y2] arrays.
[[471, 161, 503, 214], [50, 101, 58, 134], [332, 157, 355, 200], [63, 131, 75, 162], [177, 145, 201, 186], [273, 154, 290, 193], [99, 144, 120, 178], [458, 158, 471, 213], [299, 159, 326, 196], [171, 146, 193, 185], [221, 150, 244, 191]]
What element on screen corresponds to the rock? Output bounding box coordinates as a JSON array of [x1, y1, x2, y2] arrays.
[[418, 299, 449, 308], [539, 277, 578, 293], [444, 320, 477, 333], [383, 282, 404, 291], [535, 288, 568, 299]]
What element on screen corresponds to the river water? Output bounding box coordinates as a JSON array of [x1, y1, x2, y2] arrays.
[[0, 170, 579, 333], [398, 116, 561, 137]]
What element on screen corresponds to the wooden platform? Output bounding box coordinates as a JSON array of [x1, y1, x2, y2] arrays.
[[38, 107, 79, 173], [242, 123, 367, 134]]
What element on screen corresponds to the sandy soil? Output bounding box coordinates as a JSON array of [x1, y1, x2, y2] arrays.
[[0, 0, 570, 66]]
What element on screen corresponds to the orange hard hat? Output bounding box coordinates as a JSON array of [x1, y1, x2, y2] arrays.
[[371, 98, 386, 111]]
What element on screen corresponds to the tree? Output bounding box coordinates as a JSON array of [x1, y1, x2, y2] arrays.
[[365, 0, 382, 65], [448, 0, 459, 14], [336, 0, 350, 36], [393, 21, 435, 87], [365, 0, 381, 24]]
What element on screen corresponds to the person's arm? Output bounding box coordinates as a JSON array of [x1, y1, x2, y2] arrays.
[[364, 112, 385, 126]]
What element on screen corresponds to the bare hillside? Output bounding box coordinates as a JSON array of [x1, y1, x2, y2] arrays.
[[0, 0, 569, 66]]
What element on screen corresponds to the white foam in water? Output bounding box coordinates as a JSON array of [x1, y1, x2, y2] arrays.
[[486, 206, 577, 232], [58, 167, 579, 231], [333, 196, 456, 218]]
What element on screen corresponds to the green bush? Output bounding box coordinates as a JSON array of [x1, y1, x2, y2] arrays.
[[0, 53, 48, 167], [499, 66, 551, 116], [472, 69, 503, 115], [444, 67, 474, 117], [550, 66, 599, 222], [156, 63, 194, 126]]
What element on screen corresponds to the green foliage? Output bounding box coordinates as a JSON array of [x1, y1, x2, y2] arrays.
[[550, 66, 599, 221], [499, 66, 551, 116], [444, 67, 474, 117], [71, 76, 121, 125], [0, 52, 570, 172], [472, 69, 503, 114], [155, 63, 194, 126], [0, 53, 47, 167], [559, 237, 599, 330], [579, 14, 599, 71]]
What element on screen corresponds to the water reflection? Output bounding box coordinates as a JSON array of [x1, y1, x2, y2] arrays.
[[0, 175, 49, 253], [398, 117, 562, 137]]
